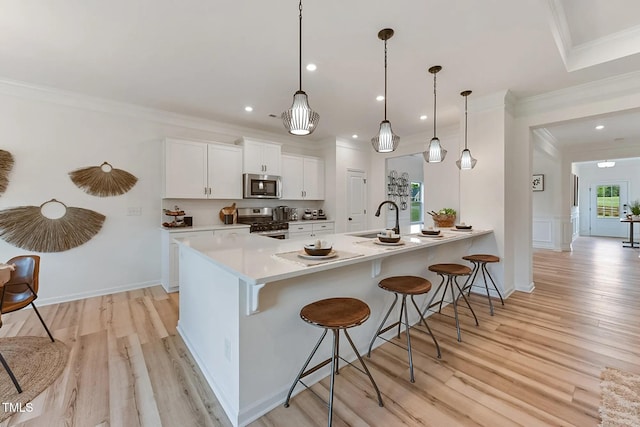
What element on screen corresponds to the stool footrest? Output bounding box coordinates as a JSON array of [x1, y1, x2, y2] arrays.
[[299, 358, 332, 379]]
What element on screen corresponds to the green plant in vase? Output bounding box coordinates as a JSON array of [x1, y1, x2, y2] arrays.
[[630, 200, 640, 217]]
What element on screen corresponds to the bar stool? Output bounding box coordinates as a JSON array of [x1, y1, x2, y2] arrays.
[[462, 254, 504, 315], [367, 276, 441, 383], [284, 297, 383, 426], [423, 263, 479, 342]]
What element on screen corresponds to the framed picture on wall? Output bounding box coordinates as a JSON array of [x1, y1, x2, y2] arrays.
[[532, 174, 544, 191], [572, 174, 579, 206]]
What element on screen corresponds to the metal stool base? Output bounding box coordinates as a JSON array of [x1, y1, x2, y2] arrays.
[[463, 261, 504, 315], [422, 274, 479, 342], [284, 328, 383, 427], [367, 293, 441, 382]]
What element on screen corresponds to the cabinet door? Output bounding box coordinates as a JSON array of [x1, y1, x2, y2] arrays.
[[261, 143, 282, 175], [164, 139, 208, 198], [281, 155, 304, 200], [303, 157, 325, 200], [241, 139, 282, 175], [208, 144, 243, 199], [242, 139, 265, 174]]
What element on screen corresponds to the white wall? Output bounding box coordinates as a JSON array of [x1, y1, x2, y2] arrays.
[[0, 82, 320, 304]]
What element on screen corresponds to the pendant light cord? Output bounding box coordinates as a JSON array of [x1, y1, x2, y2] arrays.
[[464, 94, 468, 149], [433, 72, 437, 138], [384, 38, 389, 120], [298, 0, 303, 91]]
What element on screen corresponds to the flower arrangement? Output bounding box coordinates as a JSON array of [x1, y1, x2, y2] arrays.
[[630, 200, 640, 217]]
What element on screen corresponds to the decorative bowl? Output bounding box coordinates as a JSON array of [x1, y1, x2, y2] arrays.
[[421, 229, 441, 236], [303, 243, 332, 256], [377, 234, 401, 243], [455, 224, 472, 230]]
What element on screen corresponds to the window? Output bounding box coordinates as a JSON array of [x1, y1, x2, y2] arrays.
[[596, 184, 620, 218], [411, 182, 423, 223]]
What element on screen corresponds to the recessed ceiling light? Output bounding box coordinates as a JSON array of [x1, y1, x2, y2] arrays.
[[376, 95, 385, 101], [306, 63, 317, 71], [244, 106, 253, 112], [352, 134, 358, 139], [595, 125, 604, 130], [420, 115, 427, 120]]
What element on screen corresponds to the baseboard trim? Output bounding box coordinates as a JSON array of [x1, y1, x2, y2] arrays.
[[36, 280, 160, 306]]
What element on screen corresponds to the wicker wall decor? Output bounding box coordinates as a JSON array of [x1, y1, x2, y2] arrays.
[[69, 161, 138, 197], [0, 199, 105, 252], [0, 150, 15, 196]]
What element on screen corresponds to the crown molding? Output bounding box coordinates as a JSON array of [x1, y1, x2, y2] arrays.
[[515, 70, 640, 117], [532, 128, 561, 158], [0, 77, 302, 145], [545, 0, 572, 66]]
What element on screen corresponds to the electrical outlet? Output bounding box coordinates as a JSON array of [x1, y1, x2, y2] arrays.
[[224, 339, 231, 361], [127, 207, 142, 216]]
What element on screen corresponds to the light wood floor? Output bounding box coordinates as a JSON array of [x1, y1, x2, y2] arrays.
[[1, 237, 639, 426]]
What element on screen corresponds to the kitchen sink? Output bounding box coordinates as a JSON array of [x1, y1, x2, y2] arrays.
[[348, 232, 382, 239]]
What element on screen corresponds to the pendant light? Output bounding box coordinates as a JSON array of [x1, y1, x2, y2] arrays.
[[281, 0, 319, 136], [371, 28, 399, 153], [423, 66, 446, 163], [456, 90, 477, 170]]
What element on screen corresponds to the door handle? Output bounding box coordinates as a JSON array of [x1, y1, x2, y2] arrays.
[[348, 217, 353, 221]]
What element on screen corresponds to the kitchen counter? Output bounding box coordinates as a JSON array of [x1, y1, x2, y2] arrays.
[[175, 227, 496, 426], [162, 223, 250, 233]]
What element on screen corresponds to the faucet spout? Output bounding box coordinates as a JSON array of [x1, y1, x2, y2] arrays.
[[375, 201, 400, 235]]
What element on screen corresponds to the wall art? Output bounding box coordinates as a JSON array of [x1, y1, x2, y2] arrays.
[[532, 174, 544, 192], [0, 150, 14, 196], [0, 199, 105, 252], [69, 161, 138, 197]]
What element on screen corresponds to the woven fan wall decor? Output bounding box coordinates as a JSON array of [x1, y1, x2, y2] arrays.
[[0, 150, 15, 196], [0, 199, 105, 252], [69, 161, 138, 197]]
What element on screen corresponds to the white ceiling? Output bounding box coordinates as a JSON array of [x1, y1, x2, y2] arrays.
[[2, 0, 640, 147]]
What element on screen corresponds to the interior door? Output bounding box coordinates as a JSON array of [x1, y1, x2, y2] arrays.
[[346, 169, 367, 232], [590, 181, 628, 237]]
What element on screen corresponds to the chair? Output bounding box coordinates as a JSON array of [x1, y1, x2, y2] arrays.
[[461, 254, 504, 315], [1, 255, 54, 342]]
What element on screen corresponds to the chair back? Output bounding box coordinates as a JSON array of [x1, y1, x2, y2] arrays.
[[2, 255, 40, 311]]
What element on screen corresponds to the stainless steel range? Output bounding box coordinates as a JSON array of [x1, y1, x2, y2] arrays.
[[237, 207, 289, 239]]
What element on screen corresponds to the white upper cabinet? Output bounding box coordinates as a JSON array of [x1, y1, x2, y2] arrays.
[[281, 154, 325, 200], [237, 137, 282, 175], [163, 138, 242, 199]]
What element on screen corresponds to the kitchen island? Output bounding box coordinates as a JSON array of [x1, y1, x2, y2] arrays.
[[175, 228, 497, 427]]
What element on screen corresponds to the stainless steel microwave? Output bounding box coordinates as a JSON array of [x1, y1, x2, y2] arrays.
[[243, 173, 282, 199]]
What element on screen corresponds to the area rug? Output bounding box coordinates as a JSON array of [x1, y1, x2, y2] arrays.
[[600, 367, 640, 427], [0, 337, 69, 422]]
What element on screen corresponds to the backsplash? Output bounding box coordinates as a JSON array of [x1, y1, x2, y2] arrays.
[[161, 199, 324, 226]]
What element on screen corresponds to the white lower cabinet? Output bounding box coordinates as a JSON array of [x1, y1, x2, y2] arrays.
[[161, 227, 249, 292], [288, 221, 335, 240]]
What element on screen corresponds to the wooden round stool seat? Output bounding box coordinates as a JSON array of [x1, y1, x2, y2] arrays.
[[462, 254, 500, 263], [428, 263, 472, 276], [378, 276, 432, 295], [300, 297, 370, 329]]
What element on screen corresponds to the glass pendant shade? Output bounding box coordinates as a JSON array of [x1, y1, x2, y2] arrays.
[[423, 137, 447, 163], [282, 90, 319, 136], [456, 149, 477, 170], [372, 120, 399, 152]]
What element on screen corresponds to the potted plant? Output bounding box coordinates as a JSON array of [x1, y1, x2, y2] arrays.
[[630, 200, 640, 219], [431, 208, 457, 227]]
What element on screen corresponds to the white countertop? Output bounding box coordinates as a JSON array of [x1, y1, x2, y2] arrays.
[[175, 227, 492, 285], [162, 223, 251, 233]]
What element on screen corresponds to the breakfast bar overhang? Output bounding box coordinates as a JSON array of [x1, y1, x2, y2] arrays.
[[175, 228, 498, 427]]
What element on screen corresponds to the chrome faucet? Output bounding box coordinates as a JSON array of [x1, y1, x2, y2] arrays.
[[375, 201, 400, 235]]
